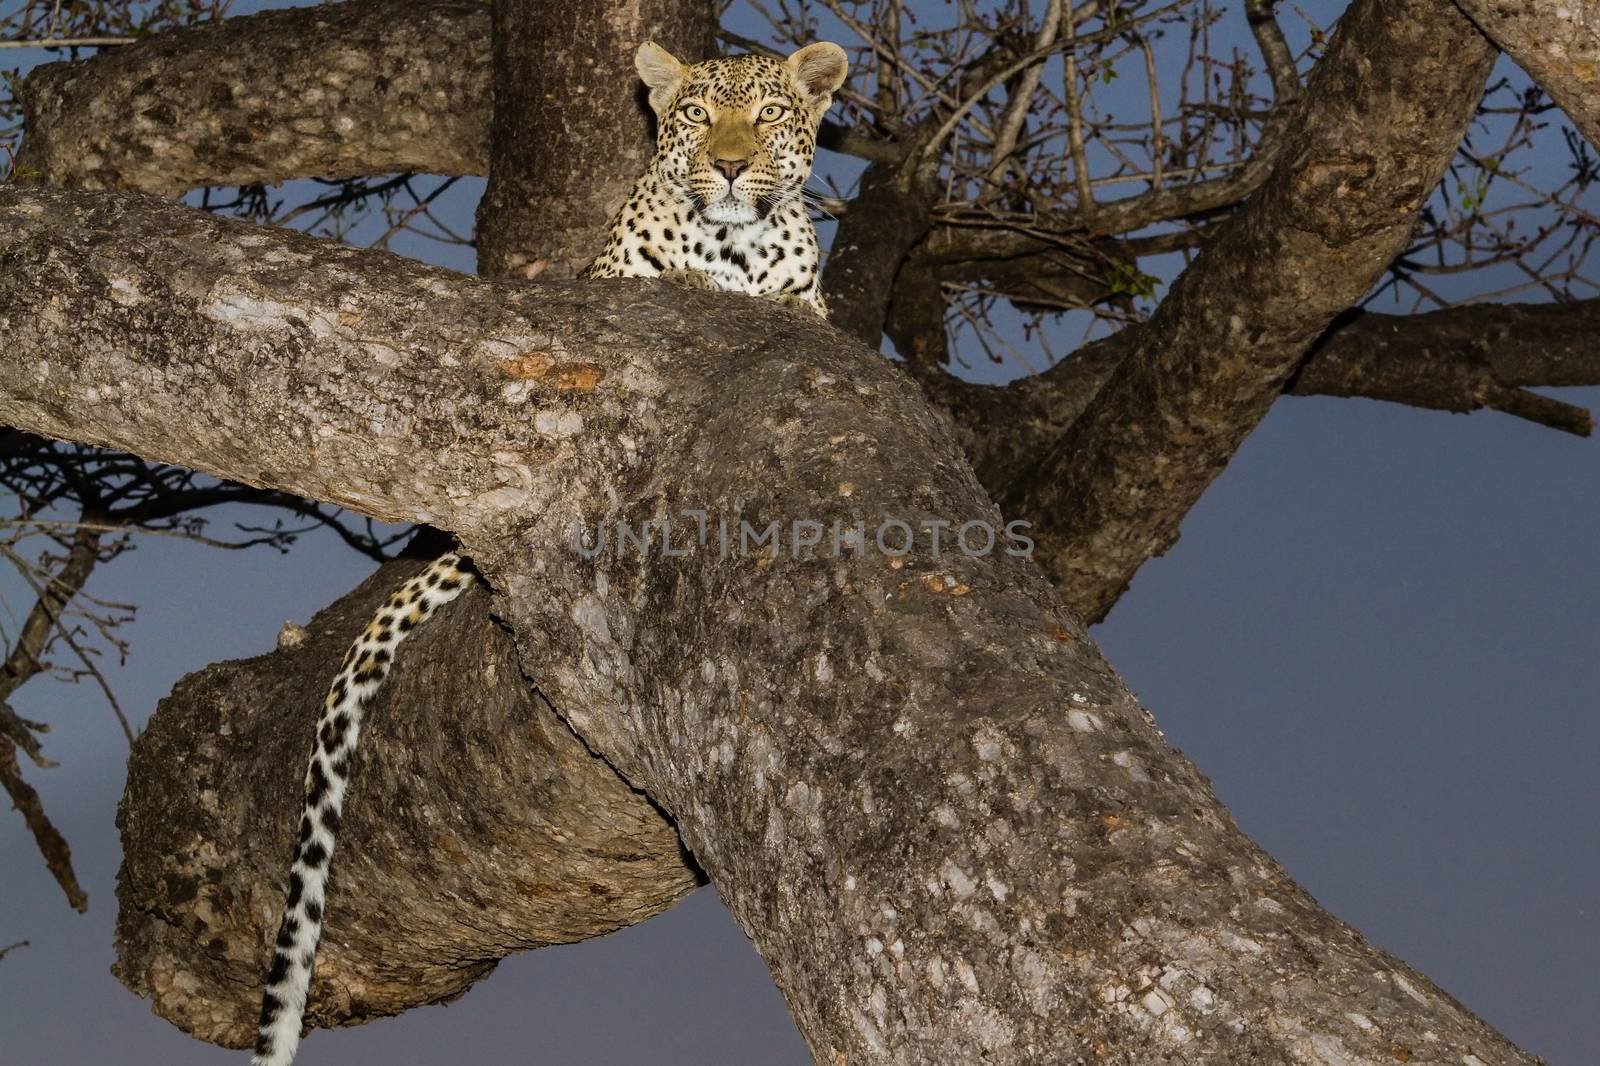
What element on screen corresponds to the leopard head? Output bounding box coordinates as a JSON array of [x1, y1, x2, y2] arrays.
[[636, 42, 848, 225]]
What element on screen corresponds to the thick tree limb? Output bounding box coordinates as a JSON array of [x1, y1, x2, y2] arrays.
[[821, 161, 943, 344], [1000, 0, 1499, 622], [1456, 0, 1600, 151], [114, 548, 697, 1047], [24, 0, 1583, 440], [918, 298, 1600, 566], [15, 0, 1594, 616], [0, 182, 1540, 1063], [15, 0, 885, 198], [16, 0, 491, 196], [475, 0, 714, 280], [1288, 301, 1600, 436]]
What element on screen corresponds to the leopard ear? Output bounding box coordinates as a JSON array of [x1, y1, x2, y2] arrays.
[[785, 42, 848, 113], [636, 41, 687, 117]]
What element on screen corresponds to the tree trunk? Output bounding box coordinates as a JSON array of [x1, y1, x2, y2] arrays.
[[0, 182, 1538, 1064], [474, 0, 714, 280]]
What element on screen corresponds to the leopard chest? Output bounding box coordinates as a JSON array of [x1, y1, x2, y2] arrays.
[[621, 196, 818, 297], [689, 219, 816, 296]]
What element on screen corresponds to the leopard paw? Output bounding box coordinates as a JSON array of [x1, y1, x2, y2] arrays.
[[660, 267, 722, 291], [775, 292, 827, 318]]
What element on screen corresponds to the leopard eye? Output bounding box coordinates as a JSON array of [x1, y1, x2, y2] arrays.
[[758, 104, 789, 123], [680, 103, 710, 123]]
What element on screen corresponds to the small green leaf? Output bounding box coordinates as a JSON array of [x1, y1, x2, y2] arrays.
[[1107, 259, 1160, 300]]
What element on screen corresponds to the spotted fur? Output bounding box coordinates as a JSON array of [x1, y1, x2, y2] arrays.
[[251, 553, 473, 1066], [583, 41, 849, 317], [250, 41, 847, 1066]]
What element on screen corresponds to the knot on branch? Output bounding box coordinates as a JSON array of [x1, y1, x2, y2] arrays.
[[1282, 153, 1431, 245]]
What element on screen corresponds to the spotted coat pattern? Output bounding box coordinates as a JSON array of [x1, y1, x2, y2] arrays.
[[251, 42, 846, 1066], [251, 553, 473, 1066], [582, 44, 849, 318]]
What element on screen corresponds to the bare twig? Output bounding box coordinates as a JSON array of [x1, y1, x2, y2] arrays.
[[0, 536, 133, 744], [0, 36, 135, 49], [0, 741, 86, 911], [983, 0, 1064, 190], [1062, 4, 1093, 206], [920, 0, 1191, 160]]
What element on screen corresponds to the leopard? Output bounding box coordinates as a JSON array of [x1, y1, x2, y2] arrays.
[[583, 40, 849, 316], [249, 40, 848, 1066]]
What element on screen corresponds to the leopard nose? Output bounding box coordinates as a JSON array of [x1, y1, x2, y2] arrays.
[[713, 157, 750, 182]]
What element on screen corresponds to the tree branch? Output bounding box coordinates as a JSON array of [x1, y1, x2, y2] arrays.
[[999, 0, 1499, 622], [1288, 300, 1600, 436], [114, 548, 698, 1046], [0, 181, 1542, 1063], [921, 298, 1600, 528], [0, 741, 86, 912], [13, 0, 905, 201], [16, 0, 491, 195], [821, 44, 1028, 344], [0, 519, 105, 910], [1244, 0, 1300, 107], [819, 158, 943, 344], [1455, 0, 1600, 152], [0, 523, 103, 706]]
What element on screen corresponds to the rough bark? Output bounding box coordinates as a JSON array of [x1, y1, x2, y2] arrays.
[[474, 0, 715, 279], [920, 299, 1600, 535], [12, 0, 1587, 598], [0, 182, 1539, 1064], [114, 548, 698, 1047], [107, 0, 713, 1042], [1287, 301, 1600, 436], [821, 162, 942, 347], [1000, 0, 1499, 622], [16, 0, 491, 196], [1456, 0, 1600, 151]]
